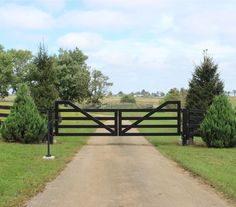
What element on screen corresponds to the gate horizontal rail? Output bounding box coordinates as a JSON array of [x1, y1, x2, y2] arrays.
[[54, 100, 182, 137]]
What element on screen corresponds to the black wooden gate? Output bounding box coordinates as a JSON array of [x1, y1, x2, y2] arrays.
[[54, 101, 118, 136], [54, 100, 181, 137], [118, 101, 181, 136]]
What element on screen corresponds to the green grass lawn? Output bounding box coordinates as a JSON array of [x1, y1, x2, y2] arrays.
[[1, 100, 236, 205], [121, 109, 236, 203], [0, 132, 93, 207], [144, 135, 236, 202], [0, 104, 95, 207]]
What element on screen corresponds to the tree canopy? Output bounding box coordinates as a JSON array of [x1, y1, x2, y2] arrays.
[[0, 47, 13, 98], [55, 48, 90, 102], [89, 70, 113, 105], [27, 44, 58, 109], [186, 51, 224, 111]]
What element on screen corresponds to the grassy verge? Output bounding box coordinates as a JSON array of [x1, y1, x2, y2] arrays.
[[123, 109, 236, 203], [0, 102, 96, 207], [0, 133, 93, 207], [144, 135, 236, 202]]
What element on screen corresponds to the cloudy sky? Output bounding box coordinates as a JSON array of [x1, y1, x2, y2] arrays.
[[0, 0, 236, 93]]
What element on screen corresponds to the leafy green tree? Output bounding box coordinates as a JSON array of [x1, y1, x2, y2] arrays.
[[27, 43, 58, 109], [163, 88, 187, 107], [200, 94, 236, 148], [186, 50, 224, 111], [89, 70, 113, 105], [1, 84, 47, 143], [120, 95, 136, 103], [8, 49, 33, 93], [118, 91, 124, 96], [0, 47, 13, 98], [0, 44, 4, 52], [55, 48, 90, 102]]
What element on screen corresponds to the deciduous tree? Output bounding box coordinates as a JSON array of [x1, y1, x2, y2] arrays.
[[8, 49, 33, 93], [0, 46, 13, 98], [89, 70, 113, 105], [55, 48, 90, 102]]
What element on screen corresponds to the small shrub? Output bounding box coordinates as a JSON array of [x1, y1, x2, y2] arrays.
[[1, 84, 47, 143], [200, 94, 236, 148], [120, 95, 136, 103]]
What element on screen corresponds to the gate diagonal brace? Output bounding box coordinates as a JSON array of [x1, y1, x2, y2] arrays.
[[121, 101, 180, 134], [57, 101, 115, 134]]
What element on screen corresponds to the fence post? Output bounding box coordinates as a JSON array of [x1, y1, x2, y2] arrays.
[[54, 101, 59, 136], [182, 109, 189, 145], [115, 110, 119, 136], [118, 110, 122, 136], [43, 109, 55, 159], [48, 109, 54, 144]]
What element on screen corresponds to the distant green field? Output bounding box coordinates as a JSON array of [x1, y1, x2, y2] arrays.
[[102, 96, 163, 107], [103, 96, 236, 109]]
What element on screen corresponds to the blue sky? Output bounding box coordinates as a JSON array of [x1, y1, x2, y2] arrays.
[[1, 0, 236, 93]]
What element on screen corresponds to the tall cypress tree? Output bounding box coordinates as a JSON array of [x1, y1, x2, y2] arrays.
[[186, 50, 224, 111], [27, 43, 58, 109]]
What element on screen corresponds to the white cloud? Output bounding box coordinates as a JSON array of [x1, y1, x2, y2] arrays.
[[0, 4, 54, 30], [151, 14, 175, 34], [84, 0, 174, 9], [193, 41, 235, 57], [183, 10, 236, 38], [57, 9, 137, 30], [36, 0, 66, 11], [57, 32, 104, 50], [88, 39, 170, 73]]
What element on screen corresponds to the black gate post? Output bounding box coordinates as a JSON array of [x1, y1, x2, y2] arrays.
[[115, 110, 119, 136], [177, 101, 181, 135], [54, 101, 59, 136], [118, 110, 122, 136], [44, 109, 55, 159], [48, 109, 54, 144], [182, 109, 189, 145]]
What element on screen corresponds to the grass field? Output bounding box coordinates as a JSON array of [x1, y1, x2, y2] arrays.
[[0, 135, 91, 207], [143, 133, 236, 202], [103, 96, 236, 109], [0, 104, 95, 207], [120, 108, 236, 202], [1, 98, 236, 205], [102, 96, 162, 107]]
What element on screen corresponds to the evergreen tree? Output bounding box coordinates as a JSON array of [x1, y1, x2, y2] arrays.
[[186, 50, 224, 111], [27, 43, 58, 109], [1, 84, 47, 143], [200, 94, 236, 148]]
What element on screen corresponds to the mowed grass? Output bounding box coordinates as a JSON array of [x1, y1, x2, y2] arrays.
[[0, 104, 96, 207], [121, 109, 236, 202], [143, 132, 236, 202], [0, 134, 94, 207], [1, 98, 236, 205]]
